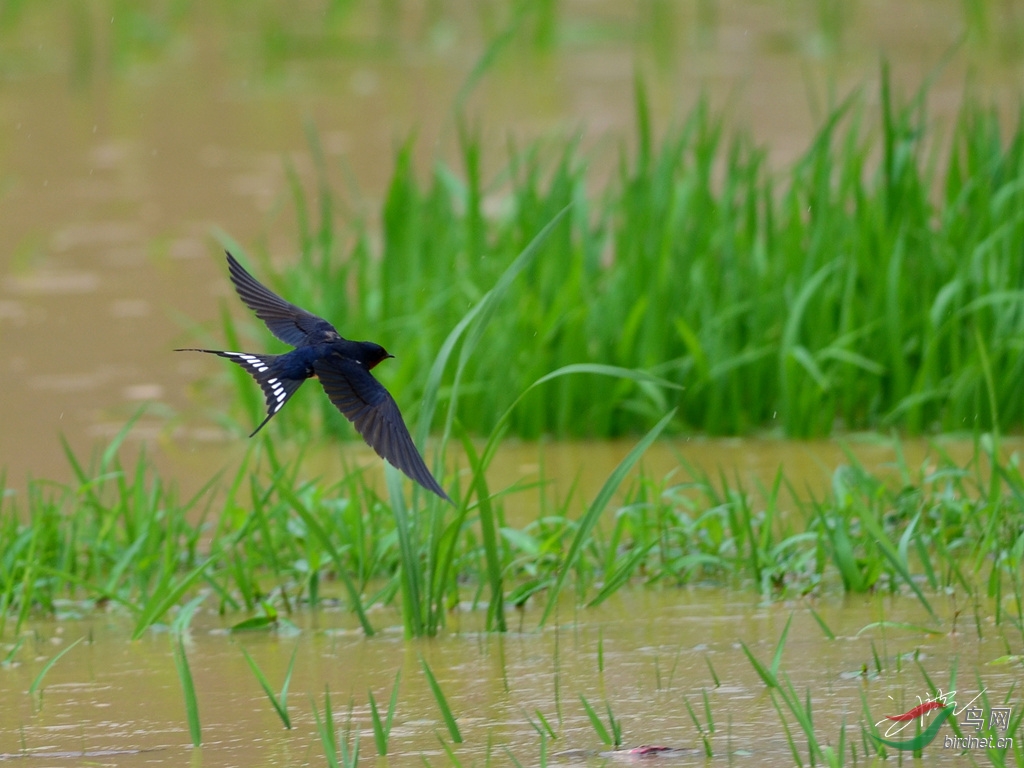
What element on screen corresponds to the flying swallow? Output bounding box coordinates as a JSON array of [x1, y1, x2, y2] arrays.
[[177, 252, 451, 503]]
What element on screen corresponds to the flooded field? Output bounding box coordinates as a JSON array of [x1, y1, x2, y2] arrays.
[[1, 424, 1020, 765], [3, 2, 1024, 766], [2, 589, 1019, 766]]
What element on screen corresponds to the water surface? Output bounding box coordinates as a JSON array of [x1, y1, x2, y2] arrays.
[[1, 589, 1017, 766]]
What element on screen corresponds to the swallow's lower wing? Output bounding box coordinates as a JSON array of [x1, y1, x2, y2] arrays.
[[226, 252, 341, 347], [313, 354, 451, 503]]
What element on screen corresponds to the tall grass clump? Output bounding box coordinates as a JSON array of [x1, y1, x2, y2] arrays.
[[197, 70, 1024, 443], [0, 415, 213, 637], [2, 421, 1023, 635]]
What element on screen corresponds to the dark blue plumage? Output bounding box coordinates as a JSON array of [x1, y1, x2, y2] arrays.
[[177, 252, 451, 503]]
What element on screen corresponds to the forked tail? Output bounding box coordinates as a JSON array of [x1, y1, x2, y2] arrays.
[[175, 348, 304, 435]]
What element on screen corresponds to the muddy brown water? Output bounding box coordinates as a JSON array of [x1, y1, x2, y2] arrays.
[[2, 3, 1024, 765], [1, 591, 1019, 766]]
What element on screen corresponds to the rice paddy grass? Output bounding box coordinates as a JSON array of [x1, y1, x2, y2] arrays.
[[188, 71, 1024, 444], [153, 71, 1024, 649], [1, 416, 1022, 645]]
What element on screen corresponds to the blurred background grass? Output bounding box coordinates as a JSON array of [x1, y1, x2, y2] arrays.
[[212, 76, 1024, 441], [3, 0, 1024, 475]]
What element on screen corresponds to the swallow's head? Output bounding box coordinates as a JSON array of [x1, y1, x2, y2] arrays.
[[360, 342, 394, 370]]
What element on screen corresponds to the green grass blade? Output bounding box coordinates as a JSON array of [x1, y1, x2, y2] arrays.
[[420, 656, 462, 743], [683, 695, 713, 756], [539, 408, 676, 626], [386, 464, 424, 637], [173, 635, 201, 747], [856, 510, 938, 621], [131, 558, 215, 640], [586, 542, 655, 608], [312, 687, 340, 768], [367, 688, 384, 756], [458, 431, 505, 631], [578, 694, 612, 745], [240, 645, 297, 729], [526, 708, 558, 740], [770, 613, 793, 677], [99, 406, 147, 472], [28, 636, 85, 697], [808, 606, 836, 640], [415, 205, 572, 447], [740, 641, 779, 689], [275, 482, 375, 635], [368, 670, 400, 756]]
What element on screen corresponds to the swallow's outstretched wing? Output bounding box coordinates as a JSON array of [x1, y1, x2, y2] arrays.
[[313, 352, 451, 503], [226, 252, 341, 347]]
